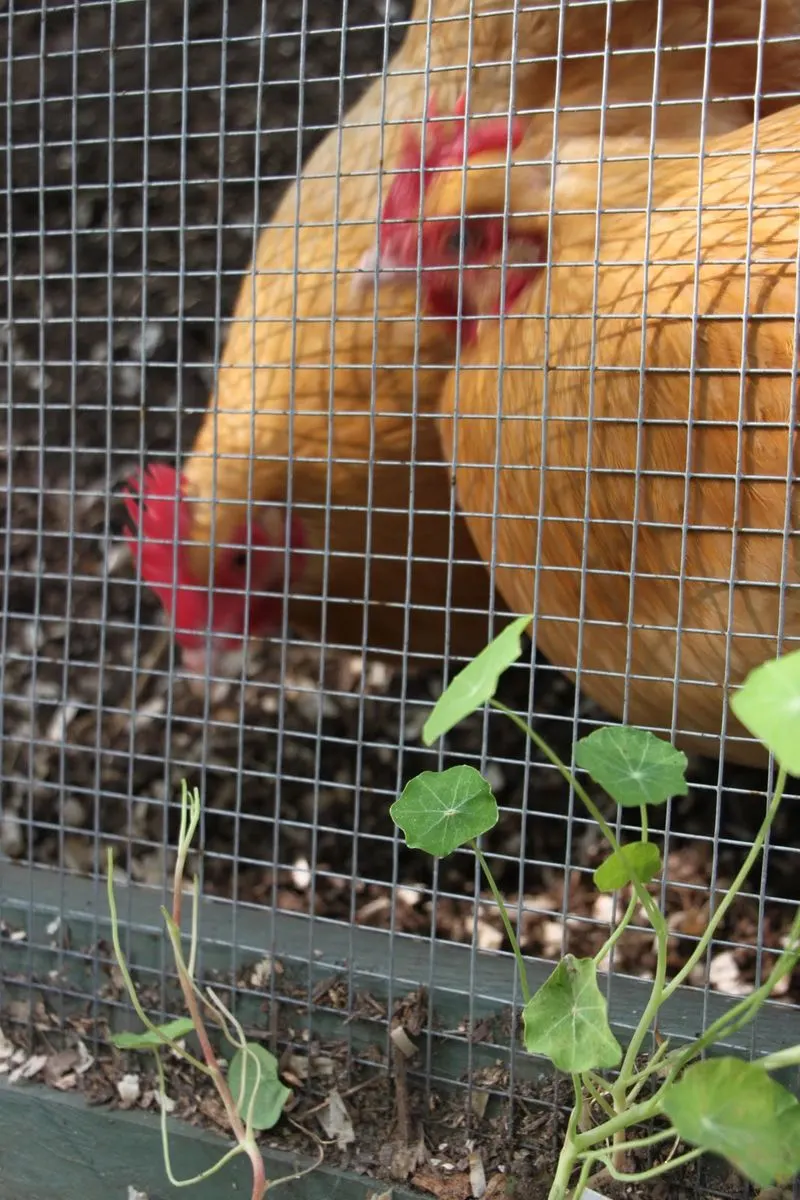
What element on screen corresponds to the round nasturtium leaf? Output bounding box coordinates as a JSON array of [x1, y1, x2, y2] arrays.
[[574, 725, 688, 808], [228, 1042, 291, 1132], [391, 765, 498, 857], [593, 842, 662, 892], [662, 1057, 800, 1188], [522, 955, 622, 1073], [729, 649, 800, 775], [422, 615, 533, 745]]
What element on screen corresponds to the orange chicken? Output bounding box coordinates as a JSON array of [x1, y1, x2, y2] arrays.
[[506, 0, 800, 150], [125, 1, 532, 675], [378, 98, 800, 765], [125, 1, 800, 681]]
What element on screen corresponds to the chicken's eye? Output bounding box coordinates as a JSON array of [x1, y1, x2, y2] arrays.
[[230, 550, 248, 571], [444, 221, 483, 257]]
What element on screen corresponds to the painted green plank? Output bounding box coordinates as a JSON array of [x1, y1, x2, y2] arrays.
[[0, 1081, 411, 1200], [2, 862, 799, 1060], [2, 863, 800, 1198]]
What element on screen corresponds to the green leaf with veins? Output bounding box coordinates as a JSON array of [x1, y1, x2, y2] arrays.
[[663, 1057, 800, 1188], [522, 955, 622, 1072], [111, 1018, 195, 1050], [422, 615, 533, 745], [391, 765, 498, 857], [594, 842, 662, 891], [229, 1042, 291, 1132], [729, 649, 800, 774], [575, 725, 688, 808]]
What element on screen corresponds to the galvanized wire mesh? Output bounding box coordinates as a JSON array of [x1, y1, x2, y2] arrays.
[[2, 1, 800, 1195]]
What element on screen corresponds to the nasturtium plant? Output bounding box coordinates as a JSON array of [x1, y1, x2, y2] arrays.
[[662, 1057, 800, 1188], [729, 648, 800, 774], [593, 841, 662, 891], [228, 1042, 291, 1132], [391, 765, 498, 857], [522, 955, 622, 1073], [423, 615, 533, 745], [111, 1017, 196, 1050], [575, 725, 688, 808], [388, 634, 800, 1199]]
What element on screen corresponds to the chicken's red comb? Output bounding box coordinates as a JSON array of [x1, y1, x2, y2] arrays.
[[383, 96, 445, 224], [122, 463, 197, 599], [383, 92, 526, 223]]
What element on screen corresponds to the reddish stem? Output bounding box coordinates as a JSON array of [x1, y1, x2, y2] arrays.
[[172, 873, 268, 1198]]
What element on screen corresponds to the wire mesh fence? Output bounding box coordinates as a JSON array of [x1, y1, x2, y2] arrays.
[[2, 1, 800, 1196]]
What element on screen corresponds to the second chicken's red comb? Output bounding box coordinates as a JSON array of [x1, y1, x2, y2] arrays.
[[122, 463, 197, 590], [443, 91, 527, 165], [396, 92, 525, 176]]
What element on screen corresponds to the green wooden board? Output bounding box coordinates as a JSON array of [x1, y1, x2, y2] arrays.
[[2, 862, 799, 1060], [0, 1081, 414, 1200], [2, 862, 800, 1199]]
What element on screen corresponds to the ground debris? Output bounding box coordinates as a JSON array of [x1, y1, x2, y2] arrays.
[[117, 1073, 142, 1107], [0, 991, 763, 1200], [389, 1130, 427, 1182], [412, 1169, 473, 1200], [316, 1089, 356, 1150]]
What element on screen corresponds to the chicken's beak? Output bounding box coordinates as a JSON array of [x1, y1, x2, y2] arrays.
[[350, 245, 411, 300]]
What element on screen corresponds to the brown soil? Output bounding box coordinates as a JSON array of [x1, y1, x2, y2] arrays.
[[0, 969, 756, 1200]]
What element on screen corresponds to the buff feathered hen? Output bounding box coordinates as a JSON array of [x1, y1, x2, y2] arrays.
[[380, 98, 800, 765], [125, 1, 800, 685]]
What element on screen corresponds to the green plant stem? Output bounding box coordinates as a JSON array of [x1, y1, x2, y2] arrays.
[[625, 1037, 672, 1103], [240, 1045, 265, 1142], [627, 1034, 670, 1081], [109, 783, 272, 1200], [592, 1146, 703, 1182], [572, 1072, 591, 1133], [612, 908, 668, 1090], [578, 1125, 679, 1158], [491, 696, 673, 1161], [168, 790, 268, 1200], [160, 909, 240, 1047], [163, 911, 259, 1161], [490, 699, 665, 947], [106, 850, 208, 1074], [489, 700, 622, 854], [593, 894, 638, 966], [155, 1051, 245, 1188], [583, 1071, 616, 1120], [202, 993, 273, 1153], [759, 1043, 800, 1071], [547, 1083, 583, 1200], [663, 767, 787, 999], [666, 931, 800, 1081], [472, 841, 532, 1005], [599, 932, 800, 1156], [570, 1155, 597, 1200], [590, 807, 649, 969], [187, 868, 200, 981], [205, 985, 243, 1050], [572, 1095, 660, 1153], [172, 782, 201, 935], [610, 805, 671, 1110]]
